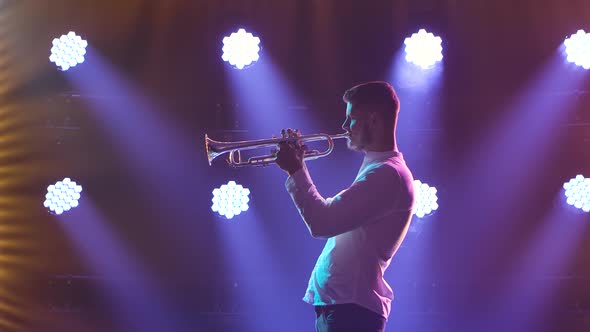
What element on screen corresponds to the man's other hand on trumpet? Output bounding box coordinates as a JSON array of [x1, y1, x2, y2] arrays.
[[276, 128, 308, 176]]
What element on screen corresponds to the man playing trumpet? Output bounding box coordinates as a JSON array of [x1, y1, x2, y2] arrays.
[[276, 81, 416, 332]]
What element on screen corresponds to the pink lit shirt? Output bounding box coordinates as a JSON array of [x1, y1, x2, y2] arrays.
[[285, 150, 415, 319]]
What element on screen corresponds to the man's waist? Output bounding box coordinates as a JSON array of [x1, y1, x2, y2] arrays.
[[314, 303, 357, 315], [314, 303, 386, 320]]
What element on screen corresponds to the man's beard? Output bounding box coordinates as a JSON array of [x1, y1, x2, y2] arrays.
[[346, 138, 360, 151], [347, 136, 366, 151], [347, 124, 372, 151]]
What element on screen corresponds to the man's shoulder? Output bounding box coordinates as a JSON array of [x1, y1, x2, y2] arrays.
[[364, 160, 404, 182], [380, 158, 413, 183]]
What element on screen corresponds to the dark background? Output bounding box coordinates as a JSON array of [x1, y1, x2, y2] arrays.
[[0, 0, 589, 331]]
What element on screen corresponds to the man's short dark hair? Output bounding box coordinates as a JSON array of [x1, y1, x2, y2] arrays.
[[342, 81, 400, 117]]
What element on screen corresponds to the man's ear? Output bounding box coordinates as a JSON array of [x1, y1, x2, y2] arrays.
[[369, 112, 378, 124]]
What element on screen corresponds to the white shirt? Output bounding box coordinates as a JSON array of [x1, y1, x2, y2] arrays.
[[285, 150, 415, 319]]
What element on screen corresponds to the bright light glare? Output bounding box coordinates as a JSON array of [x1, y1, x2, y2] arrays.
[[49, 31, 88, 71], [564, 30, 590, 69], [563, 175, 590, 213], [43, 178, 83, 215], [404, 29, 443, 69], [221, 28, 261, 70], [211, 181, 251, 219], [413, 180, 439, 218]]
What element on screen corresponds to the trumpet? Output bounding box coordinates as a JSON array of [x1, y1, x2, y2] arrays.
[[205, 132, 349, 167]]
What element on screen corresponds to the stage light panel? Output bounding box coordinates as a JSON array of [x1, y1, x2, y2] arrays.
[[413, 180, 439, 218], [211, 181, 251, 219], [43, 178, 83, 215], [404, 29, 443, 69], [49, 31, 88, 71], [564, 30, 590, 69], [563, 175, 590, 213], [221, 29, 261, 70]]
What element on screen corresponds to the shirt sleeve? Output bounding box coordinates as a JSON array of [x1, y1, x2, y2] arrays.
[[285, 164, 402, 238]]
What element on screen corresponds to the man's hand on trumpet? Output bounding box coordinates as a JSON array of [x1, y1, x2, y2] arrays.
[[275, 128, 307, 176]]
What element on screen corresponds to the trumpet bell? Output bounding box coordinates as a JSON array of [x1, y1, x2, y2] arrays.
[[205, 134, 229, 166]]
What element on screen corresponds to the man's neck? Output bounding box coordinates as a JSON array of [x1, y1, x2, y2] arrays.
[[364, 141, 398, 153]]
